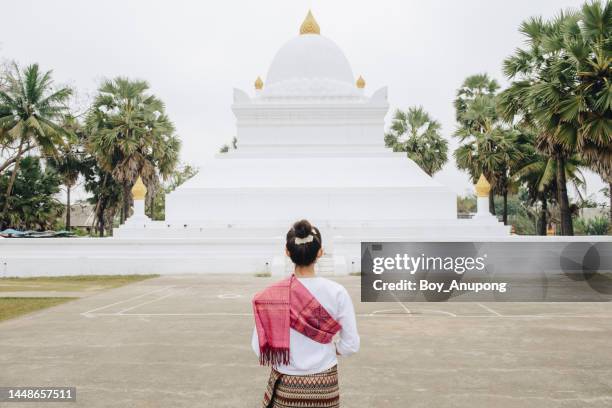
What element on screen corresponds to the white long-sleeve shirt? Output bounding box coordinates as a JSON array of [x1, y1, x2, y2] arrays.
[[251, 276, 360, 375]]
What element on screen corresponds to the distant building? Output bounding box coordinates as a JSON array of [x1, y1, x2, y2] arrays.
[[62, 202, 95, 231]]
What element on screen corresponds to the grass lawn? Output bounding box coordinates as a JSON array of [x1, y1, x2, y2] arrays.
[[0, 275, 159, 322], [0, 274, 159, 292], [0, 297, 77, 322]]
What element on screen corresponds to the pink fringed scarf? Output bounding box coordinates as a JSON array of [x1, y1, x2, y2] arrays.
[[253, 275, 342, 366]]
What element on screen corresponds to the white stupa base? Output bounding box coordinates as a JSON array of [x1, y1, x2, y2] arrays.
[[474, 196, 497, 220], [121, 215, 151, 229], [13, 228, 611, 279], [112, 217, 510, 276], [120, 200, 152, 230]]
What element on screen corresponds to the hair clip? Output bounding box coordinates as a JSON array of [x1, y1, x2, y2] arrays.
[[294, 235, 314, 245]]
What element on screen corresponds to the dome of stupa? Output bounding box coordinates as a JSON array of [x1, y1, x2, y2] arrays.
[[261, 11, 359, 99]]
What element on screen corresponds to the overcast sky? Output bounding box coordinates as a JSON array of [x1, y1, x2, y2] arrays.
[[1, 0, 606, 201]]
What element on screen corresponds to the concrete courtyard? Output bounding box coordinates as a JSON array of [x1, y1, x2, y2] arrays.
[[1, 274, 611, 408]]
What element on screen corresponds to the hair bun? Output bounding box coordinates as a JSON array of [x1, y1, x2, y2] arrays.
[[293, 219, 312, 239]]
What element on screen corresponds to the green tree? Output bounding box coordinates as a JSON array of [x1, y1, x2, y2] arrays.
[[83, 160, 122, 237], [453, 74, 506, 216], [514, 133, 585, 235], [86, 77, 180, 224], [499, 1, 612, 235], [454, 73, 500, 131], [494, 188, 539, 235], [0, 156, 63, 230], [47, 115, 90, 229], [453, 74, 524, 223], [564, 2, 612, 221], [384, 106, 448, 176], [575, 216, 610, 235], [0, 63, 72, 228], [454, 127, 524, 224]]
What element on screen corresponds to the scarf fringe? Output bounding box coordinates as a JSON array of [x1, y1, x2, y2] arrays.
[[259, 346, 290, 366]]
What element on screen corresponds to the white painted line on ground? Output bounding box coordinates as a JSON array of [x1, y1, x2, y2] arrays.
[[370, 309, 402, 315], [81, 286, 174, 316], [117, 287, 192, 314], [477, 303, 503, 316], [389, 292, 411, 314], [395, 301, 411, 314], [217, 293, 242, 299], [117, 292, 178, 314]]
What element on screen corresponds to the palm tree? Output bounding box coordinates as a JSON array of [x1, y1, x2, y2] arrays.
[[86, 77, 180, 223], [454, 127, 523, 224], [83, 162, 122, 237], [454, 73, 500, 130], [499, 1, 611, 235], [513, 129, 585, 234], [453, 74, 524, 220], [0, 63, 72, 228], [384, 106, 448, 176], [564, 1, 611, 178], [565, 1, 612, 226], [47, 116, 90, 230], [453, 74, 508, 215]]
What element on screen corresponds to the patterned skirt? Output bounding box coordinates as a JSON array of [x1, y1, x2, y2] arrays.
[[262, 365, 339, 408]]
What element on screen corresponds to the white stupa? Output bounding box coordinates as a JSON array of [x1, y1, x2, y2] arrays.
[[115, 11, 509, 274]]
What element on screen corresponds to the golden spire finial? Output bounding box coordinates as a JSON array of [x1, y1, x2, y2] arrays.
[[254, 76, 263, 90], [356, 75, 366, 89], [300, 10, 320, 35], [475, 173, 491, 197], [131, 176, 147, 201]]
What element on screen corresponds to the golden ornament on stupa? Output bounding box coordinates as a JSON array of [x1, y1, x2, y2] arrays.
[[131, 176, 147, 200], [356, 75, 366, 89], [474, 174, 491, 198], [300, 10, 320, 35], [254, 76, 263, 90]]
